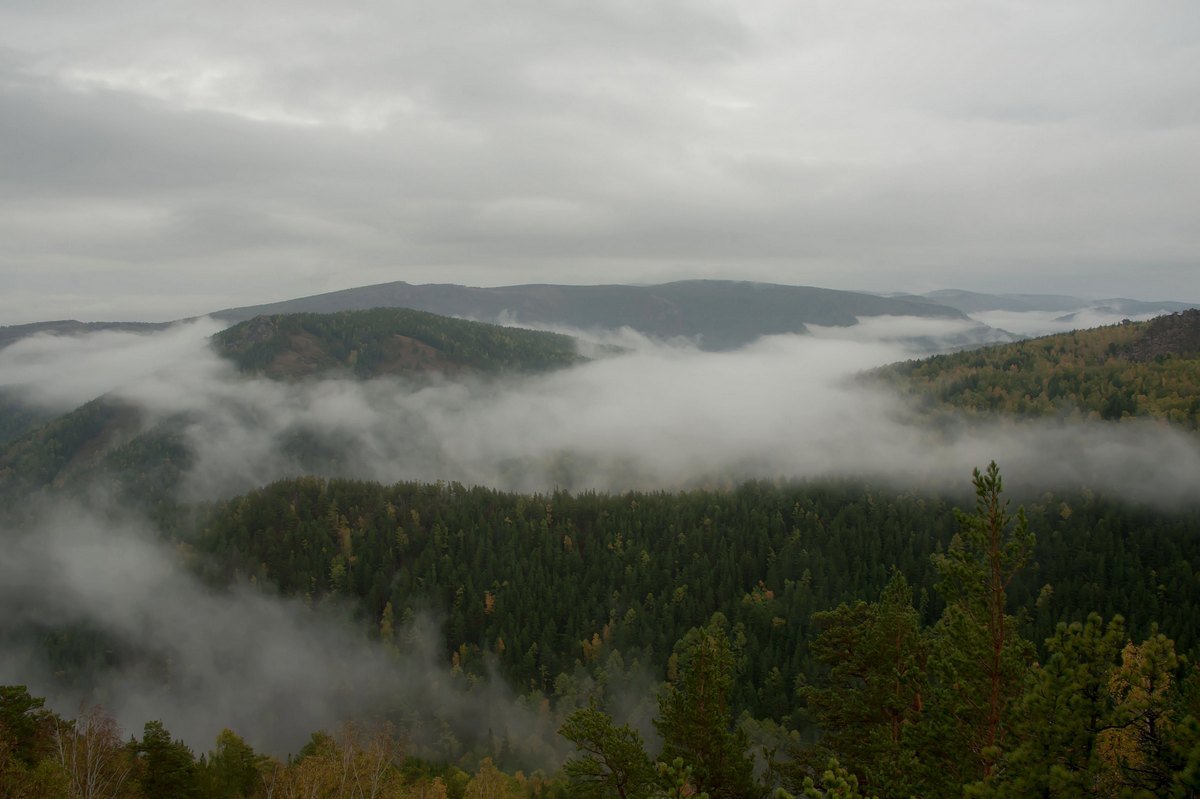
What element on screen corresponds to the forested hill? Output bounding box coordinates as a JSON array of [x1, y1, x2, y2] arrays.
[[875, 310, 1200, 427], [7, 470, 1200, 799], [191, 476, 1200, 721], [213, 308, 586, 379], [0, 309, 585, 503]]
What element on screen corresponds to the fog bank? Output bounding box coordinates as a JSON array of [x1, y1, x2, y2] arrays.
[[3, 313, 1198, 506], [0, 504, 567, 762]]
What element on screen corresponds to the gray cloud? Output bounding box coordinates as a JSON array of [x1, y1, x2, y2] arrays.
[[1, 2, 1198, 323]]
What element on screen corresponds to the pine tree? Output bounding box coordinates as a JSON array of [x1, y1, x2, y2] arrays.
[[800, 573, 926, 798], [560, 701, 655, 799], [136, 720, 200, 799], [924, 462, 1035, 786], [655, 615, 758, 799]]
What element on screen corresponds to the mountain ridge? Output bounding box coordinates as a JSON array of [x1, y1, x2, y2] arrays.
[[211, 278, 972, 350]]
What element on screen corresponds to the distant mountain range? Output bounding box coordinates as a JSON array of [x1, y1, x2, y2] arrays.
[[4, 280, 1195, 355], [893, 289, 1197, 317], [211, 279, 971, 350], [0, 320, 172, 349]]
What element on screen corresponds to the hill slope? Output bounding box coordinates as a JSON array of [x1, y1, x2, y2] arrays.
[[0, 308, 587, 503], [213, 307, 585, 379], [876, 311, 1200, 427], [192, 476, 1200, 721]]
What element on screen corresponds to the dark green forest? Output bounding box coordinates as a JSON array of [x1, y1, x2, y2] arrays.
[[5, 309, 1200, 797], [213, 308, 587, 379], [7, 467, 1200, 798], [190, 474, 1200, 718]]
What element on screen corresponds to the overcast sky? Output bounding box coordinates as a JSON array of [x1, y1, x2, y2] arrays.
[[2, 1, 1198, 324]]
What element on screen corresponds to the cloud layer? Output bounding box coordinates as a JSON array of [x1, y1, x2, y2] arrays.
[[4, 314, 1197, 505], [0, 504, 568, 762], [2, 1, 1199, 323]]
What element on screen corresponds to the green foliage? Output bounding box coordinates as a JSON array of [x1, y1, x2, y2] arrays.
[[656, 617, 758, 799], [136, 720, 201, 799], [0, 686, 69, 799], [0, 390, 54, 447], [0, 686, 50, 767], [201, 729, 268, 798], [184, 474, 1200, 731], [777, 759, 875, 799], [973, 615, 1193, 797], [799, 575, 926, 799], [923, 463, 1035, 785], [213, 308, 585, 379], [0, 397, 142, 498], [560, 702, 655, 799], [652, 758, 710, 799], [875, 314, 1200, 428]]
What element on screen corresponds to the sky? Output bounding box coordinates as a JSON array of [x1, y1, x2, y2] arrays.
[[1, 0, 1198, 324]]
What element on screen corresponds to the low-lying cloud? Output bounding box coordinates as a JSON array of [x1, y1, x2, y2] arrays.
[[971, 308, 1165, 338], [0, 503, 568, 763], [4, 313, 1199, 505], [0, 318, 224, 411]]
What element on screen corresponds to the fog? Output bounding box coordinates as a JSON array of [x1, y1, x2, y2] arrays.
[[2, 312, 1199, 758], [18, 316, 1181, 505], [2, 312, 1198, 503], [0, 503, 569, 763], [973, 308, 1166, 338], [0, 318, 225, 411]]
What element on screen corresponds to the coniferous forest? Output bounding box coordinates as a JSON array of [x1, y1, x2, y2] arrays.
[[3, 311, 1200, 798]]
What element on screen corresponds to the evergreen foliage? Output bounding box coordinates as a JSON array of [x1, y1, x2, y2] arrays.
[[559, 702, 655, 799], [186, 476, 1200, 727], [875, 314, 1200, 427], [5, 465, 1200, 797], [213, 308, 585, 379], [655, 616, 758, 799]]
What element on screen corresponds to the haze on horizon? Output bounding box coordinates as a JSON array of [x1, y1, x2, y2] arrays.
[[2, 1, 1198, 324]]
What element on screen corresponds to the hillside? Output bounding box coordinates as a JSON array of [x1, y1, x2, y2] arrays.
[[0, 309, 587, 502], [876, 311, 1200, 427], [0, 397, 146, 495], [0, 391, 55, 447], [212, 279, 972, 350], [190, 476, 1200, 716], [214, 307, 585, 379]]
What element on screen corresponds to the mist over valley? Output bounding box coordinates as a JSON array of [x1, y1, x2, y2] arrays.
[[3, 287, 1200, 780]]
